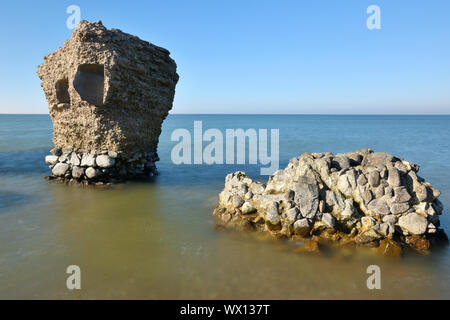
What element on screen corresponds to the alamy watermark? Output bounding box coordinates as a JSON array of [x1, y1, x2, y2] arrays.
[[171, 121, 279, 175], [366, 5, 381, 30], [66, 265, 81, 290], [366, 265, 381, 289], [66, 5, 81, 30]]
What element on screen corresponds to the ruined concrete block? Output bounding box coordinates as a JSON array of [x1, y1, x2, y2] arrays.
[[38, 20, 179, 183]]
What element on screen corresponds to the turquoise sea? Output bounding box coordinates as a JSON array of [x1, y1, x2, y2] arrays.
[[0, 114, 449, 299]]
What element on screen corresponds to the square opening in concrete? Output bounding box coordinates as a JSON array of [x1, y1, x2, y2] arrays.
[[73, 64, 105, 106]]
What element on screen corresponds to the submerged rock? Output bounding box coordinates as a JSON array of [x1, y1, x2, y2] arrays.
[[52, 163, 69, 177], [38, 20, 178, 184], [378, 238, 402, 258], [213, 149, 448, 256]]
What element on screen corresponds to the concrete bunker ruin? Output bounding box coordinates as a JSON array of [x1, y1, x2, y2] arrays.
[[37, 20, 179, 183]]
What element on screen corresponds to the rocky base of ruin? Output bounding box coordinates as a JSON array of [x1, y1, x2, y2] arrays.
[[44, 148, 159, 185], [213, 149, 448, 257]]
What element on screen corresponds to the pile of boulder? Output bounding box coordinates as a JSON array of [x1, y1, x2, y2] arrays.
[[213, 149, 448, 256], [45, 148, 158, 184]]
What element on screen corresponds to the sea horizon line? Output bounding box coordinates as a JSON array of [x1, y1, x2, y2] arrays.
[[2, 113, 450, 116]]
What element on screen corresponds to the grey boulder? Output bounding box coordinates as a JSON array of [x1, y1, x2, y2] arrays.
[[96, 155, 115, 168], [52, 163, 69, 177], [398, 213, 428, 235], [45, 155, 59, 166]]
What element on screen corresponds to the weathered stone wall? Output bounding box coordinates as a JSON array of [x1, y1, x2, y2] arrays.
[[37, 20, 178, 183], [213, 149, 448, 256]]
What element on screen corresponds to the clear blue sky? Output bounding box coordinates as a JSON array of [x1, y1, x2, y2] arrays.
[[0, 0, 449, 114]]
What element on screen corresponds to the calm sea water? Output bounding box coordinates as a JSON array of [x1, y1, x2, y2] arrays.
[[0, 114, 449, 299]]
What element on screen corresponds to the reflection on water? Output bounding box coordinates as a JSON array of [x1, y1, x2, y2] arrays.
[[0, 115, 450, 299], [0, 191, 34, 211]]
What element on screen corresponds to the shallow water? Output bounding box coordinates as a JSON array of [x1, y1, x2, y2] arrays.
[[0, 114, 449, 299]]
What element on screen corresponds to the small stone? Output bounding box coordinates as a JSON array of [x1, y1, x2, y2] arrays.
[[415, 184, 429, 202], [426, 205, 436, 217], [393, 186, 411, 203], [368, 199, 390, 216], [325, 190, 344, 208], [85, 167, 98, 179], [380, 167, 388, 179], [378, 238, 402, 257], [96, 155, 115, 168], [340, 201, 356, 220], [319, 200, 326, 213], [387, 167, 401, 187], [382, 214, 397, 224], [61, 148, 72, 155], [69, 152, 80, 166], [322, 213, 336, 229], [45, 155, 59, 165], [345, 152, 362, 165], [58, 153, 69, 163], [384, 186, 393, 197], [286, 201, 295, 209], [427, 223, 437, 234], [293, 182, 319, 219], [362, 152, 394, 167], [356, 229, 381, 246], [222, 213, 232, 223], [72, 166, 84, 179], [357, 173, 368, 186], [233, 195, 244, 208], [373, 185, 385, 198], [286, 207, 299, 224], [361, 216, 376, 231], [431, 187, 441, 199], [108, 151, 118, 158], [433, 199, 443, 215], [50, 147, 62, 156], [405, 235, 430, 252], [398, 213, 428, 235], [332, 156, 351, 170], [244, 191, 253, 200], [347, 170, 358, 189], [266, 202, 281, 225], [52, 163, 69, 177], [284, 190, 294, 201], [238, 184, 249, 196], [390, 202, 410, 215], [379, 222, 395, 236], [293, 219, 310, 237], [241, 201, 256, 215], [360, 189, 373, 205], [251, 182, 266, 194], [368, 170, 380, 187], [394, 161, 407, 174], [81, 153, 96, 167], [295, 239, 319, 253]]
